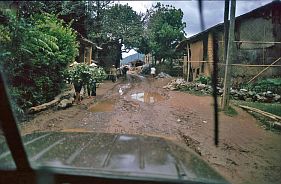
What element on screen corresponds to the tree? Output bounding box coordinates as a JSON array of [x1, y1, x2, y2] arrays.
[[145, 3, 186, 62], [15, 1, 113, 38], [0, 9, 78, 112], [89, 3, 143, 53]]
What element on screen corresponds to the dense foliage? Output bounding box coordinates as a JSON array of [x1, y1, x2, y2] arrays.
[[93, 4, 143, 52], [0, 1, 187, 117], [143, 3, 186, 62], [0, 9, 78, 114], [66, 63, 107, 85], [244, 78, 281, 94]]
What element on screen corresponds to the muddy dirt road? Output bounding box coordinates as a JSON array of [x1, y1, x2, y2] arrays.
[[20, 77, 281, 184]]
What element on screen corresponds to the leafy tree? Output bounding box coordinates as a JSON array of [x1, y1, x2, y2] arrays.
[[145, 3, 186, 62], [89, 3, 143, 53], [16, 1, 112, 38], [0, 10, 79, 112]]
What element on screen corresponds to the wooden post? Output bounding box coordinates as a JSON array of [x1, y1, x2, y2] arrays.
[[263, 26, 265, 65], [224, 0, 230, 61], [222, 0, 236, 110], [187, 45, 190, 82], [89, 46, 92, 65], [183, 55, 187, 81]]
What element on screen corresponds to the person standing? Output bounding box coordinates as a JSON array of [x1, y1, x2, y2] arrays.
[[126, 67, 132, 82], [110, 65, 117, 82], [74, 80, 83, 104], [150, 66, 156, 78], [122, 65, 129, 79], [87, 79, 96, 98]]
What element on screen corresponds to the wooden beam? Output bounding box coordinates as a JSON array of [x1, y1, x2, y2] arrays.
[[248, 57, 281, 83], [179, 61, 281, 67], [218, 40, 281, 44], [239, 105, 281, 122]]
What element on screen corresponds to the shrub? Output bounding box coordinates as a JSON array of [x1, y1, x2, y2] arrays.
[[196, 75, 211, 85], [66, 63, 107, 86], [0, 11, 79, 112]]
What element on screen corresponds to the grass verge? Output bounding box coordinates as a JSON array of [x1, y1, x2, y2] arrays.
[[218, 105, 238, 117], [233, 100, 281, 132]]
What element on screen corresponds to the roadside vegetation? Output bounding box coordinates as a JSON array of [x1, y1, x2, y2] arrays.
[[220, 105, 238, 117], [0, 9, 78, 117], [65, 63, 107, 86], [0, 1, 186, 118]]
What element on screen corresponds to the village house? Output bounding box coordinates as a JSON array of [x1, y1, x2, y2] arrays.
[[144, 53, 154, 65], [176, 0, 281, 84]]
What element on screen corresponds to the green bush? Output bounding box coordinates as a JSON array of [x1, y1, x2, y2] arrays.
[[66, 63, 107, 85], [0, 11, 79, 112], [196, 75, 211, 85], [242, 78, 281, 94], [155, 62, 182, 77]]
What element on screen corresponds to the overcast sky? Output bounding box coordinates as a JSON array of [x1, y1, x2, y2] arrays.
[[117, 0, 273, 57]]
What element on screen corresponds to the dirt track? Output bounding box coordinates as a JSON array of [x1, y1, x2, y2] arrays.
[[20, 76, 281, 184]]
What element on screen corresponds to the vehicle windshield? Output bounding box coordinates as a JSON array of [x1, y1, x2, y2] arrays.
[[0, 1, 280, 184]]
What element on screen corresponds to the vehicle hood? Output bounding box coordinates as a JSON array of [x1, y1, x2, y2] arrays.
[[0, 132, 228, 183]]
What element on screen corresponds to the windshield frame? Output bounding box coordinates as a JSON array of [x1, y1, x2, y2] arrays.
[[0, 72, 31, 171]]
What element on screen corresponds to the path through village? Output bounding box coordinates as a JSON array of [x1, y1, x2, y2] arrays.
[[20, 76, 281, 184]]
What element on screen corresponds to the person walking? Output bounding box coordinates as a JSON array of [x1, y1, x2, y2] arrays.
[[150, 66, 156, 78]]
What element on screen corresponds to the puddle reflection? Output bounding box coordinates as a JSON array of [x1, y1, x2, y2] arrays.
[[131, 92, 164, 103], [88, 100, 115, 112]]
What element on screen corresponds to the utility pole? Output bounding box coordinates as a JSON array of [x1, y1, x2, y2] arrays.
[[224, 0, 230, 61], [222, 0, 236, 110]]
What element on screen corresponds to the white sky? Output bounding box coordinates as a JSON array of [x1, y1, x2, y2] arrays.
[[118, 0, 273, 58]]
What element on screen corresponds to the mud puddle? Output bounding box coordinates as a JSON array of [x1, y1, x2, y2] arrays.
[[131, 92, 164, 103], [88, 100, 115, 112], [118, 84, 131, 96]]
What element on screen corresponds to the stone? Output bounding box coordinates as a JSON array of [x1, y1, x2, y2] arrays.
[[273, 95, 281, 102], [218, 89, 224, 95], [157, 72, 172, 78], [238, 92, 246, 101], [230, 89, 238, 95], [265, 91, 273, 98], [256, 95, 267, 103], [245, 98, 252, 102], [197, 83, 206, 90], [57, 99, 73, 109], [175, 78, 185, 84], [240, 89, 248, 93], [248, 91, 256, 97]]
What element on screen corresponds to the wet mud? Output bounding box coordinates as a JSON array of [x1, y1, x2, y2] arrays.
[[20, 77, 281, 184]]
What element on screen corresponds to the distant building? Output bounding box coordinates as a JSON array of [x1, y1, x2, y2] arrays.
[[176, 0, 281, 84], [120, 53, 145, 66]]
